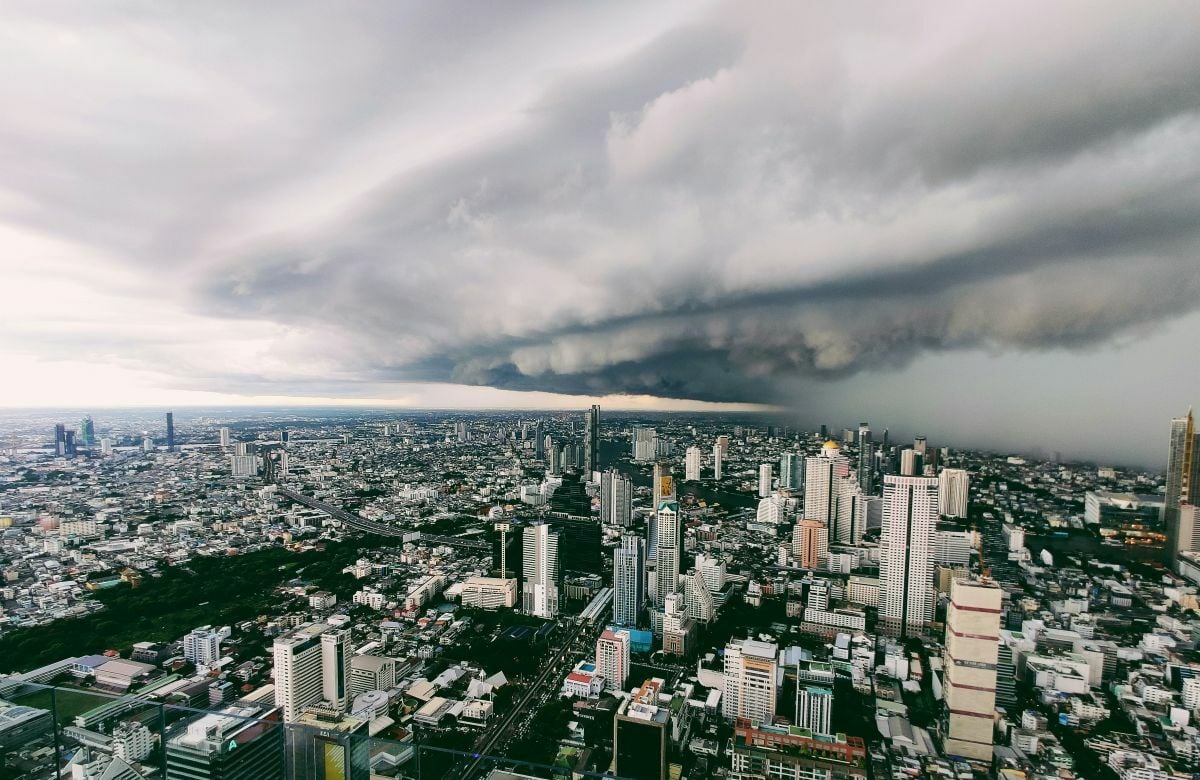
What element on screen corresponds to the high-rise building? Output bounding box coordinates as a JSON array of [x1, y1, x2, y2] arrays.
[[1176, 503, 1200, 559], [1165, 410, 1200, 563], [63, 429, 77, 457], [601, 469, 633, 527], [632, 426, 657, 462], [653, 501, 681, 607], [913, 435, 927, 458], [54, 423, 66, 456], [79, 416, 95, 446], [613, 535, 646, 628], [795, 686, 833, 735], [522, 522, 560, 619], [614, 680, 669, 780], [716, 434, 731, 455], [696, 553, 727, 593], [713, 443, 724, 480], [165, 700, 285, 780], [596, 629, 631, 692], [166, 411, 175, 451], [722, 639, 778, 723], [758, 463, 773, 498], [943, 578, 1002, 761], [349, 655, 397, 698], [834, 479, 878, 545], [803, 442, 849, 524], [900, 448, 919, 476], [792, 519, 828, 569], [938, 469, 971, 518], [219, 427, 231, 448], [273, 623, 349, 723], [584, 404, 600, 475], [683, 568, 714, 623], [685, 446, 702, 482], [880, 475, 939, 637], [100, 438, 113, 456], [184, 625, 229, 670], [779, 452, 801, 490], [857, 423, 874, 494]]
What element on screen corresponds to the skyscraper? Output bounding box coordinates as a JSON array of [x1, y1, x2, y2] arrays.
[[880, 474, 939, 637], [632, 426, 657, 461], [273, 623, 350, 723], [601, 469, 633, 527], [795, 686, 833, 735], [792, 519, 827, 569], [803, 442, 849, 524], [219, 427, 231, 448], [54, 423, 66, 456], [166, 411, 175, 451], [857, 423, 874, 494], [900, 448, 919, 476], [722, 639, 778, 723], [534, 419, 545, 459], [584, 404, 600, 475], [834, 479, 877, 545], [758, 463, 773, 498], [320, 629, 351, 713], [653, 501, 681, 607], [596, 629, 631, 692], [613, 535, 646, 628], [685, 446, 702, 482], [1165, 410, 1200, 564], [938, 468, 971, 518], [79, 416, 95, 446], [779, 452, 801, 490], [943, 578, 1001, 761], [712, 442, 724, 480], [522, 522, 560, 619]]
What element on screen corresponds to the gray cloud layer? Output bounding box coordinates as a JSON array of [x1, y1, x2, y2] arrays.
[[4, 2, 1200, 419]]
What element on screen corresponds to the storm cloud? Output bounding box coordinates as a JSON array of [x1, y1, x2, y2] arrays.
[[3, 1, 1200, 454]]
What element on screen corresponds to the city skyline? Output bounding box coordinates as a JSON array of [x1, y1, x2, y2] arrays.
[[2, 3, 1200, 467]]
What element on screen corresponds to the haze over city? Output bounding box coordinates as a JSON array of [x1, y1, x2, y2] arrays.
[[4, 3, 1200, 458]]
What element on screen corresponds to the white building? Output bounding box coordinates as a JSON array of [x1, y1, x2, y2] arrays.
[[944, 579, 1002, 761], [803, 443, 849, 524], [613, 535, 646, 627], [601, 470, 633, 527], [272, 623, 350, 722], [758, 464, 773, 498], [795, 686, 833, 735], [522, 523, 560, 619], [183, 625, 229, 670], [938, 469, 970, 518], [654, 502, 681, 607], [684, 569, 715, 623], [595, 629, 630, 692], [111, 721, 153, 762], [713, 443, 723, 480], [881, 475, 939, 637], [722, 639, 778, 723], [834, 479, 876, 545], [685, 447, 702, 482], [460, 577, 517, 609], [696, 553, 727, 593], [230, 455, 258, 477], [219, 427, 231, 447]]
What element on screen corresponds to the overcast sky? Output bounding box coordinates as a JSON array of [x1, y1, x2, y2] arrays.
[[2, 1, 1198, 465]]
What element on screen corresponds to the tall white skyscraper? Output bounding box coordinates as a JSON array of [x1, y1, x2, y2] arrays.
[[938, 468, 971, 518], [219, 427, 231, 448], [653, 501, 681, 607], [834, 479, 877, 545], [880, 474, 939, 637], [613, 535, 646, 627], [1165, 410, 1200, 563], [683, 568, 714, 623], [758, 463, 773, 498], [795, 685, 833, 735], [803, 442, 849, 524], [696, 553, 726, 592], [273, 623, 349, 723], [685, 446, 702, 482], [632, 426, 657, 462], [900, 448, 919, 476], [601, 469, 632, 527], [944, 578, 1001, 761], [596, 629, 630, 692], [722, 639, 778, 723], [522, 522, 560, 619], [712, 443, 723, 480]]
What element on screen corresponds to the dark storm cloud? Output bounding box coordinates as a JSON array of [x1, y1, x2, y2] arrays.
[[4, 1, 1200, 417]]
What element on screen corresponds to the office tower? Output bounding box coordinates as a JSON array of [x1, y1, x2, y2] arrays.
[[632, 426, 657, 461], [819, 424, 828, 440], [454, 421, 468, 442], [661, 592, 691, 654], [758, 463, 773, 498], [653, 501, 681, 607], [231, 455, 258, 477], [722, 639, 778, 723], [273, 623, 338, 722], [100, 438, 113, 456], [548, 441, 561, 475], [938, 468, 971, 518], [460, 576, 518, 609], [900, 448, 919, 476], [320, 629, 351, 713], [795, 686, 833, 735], [601, 469, 633, 527], [713, 443, 724, 480], [857, 423, 874, 494], [184, 625, 228, 670], [584, 405, 600, 474], [63, 429, 77, 457], [934, 528, 973, 566], [165, 700, 285, 780], [803, 442, 850, 523], [913, 435, 927, 458], [54, 423, 66, 456], [779, 452, 801, 490], [522, 522, 560, 619], [943, 578, 1002, 761], [757, 493, 794, 526], [792, 519, 827, 569], [684, 568, 714, 623], [881, 475, 939, 637], [834, 480, 877, 545], [143, 436, 154, 452], [491, 521, 516, 581], [1165, 410, 1200, 563], [614, 679, 669, 780], [166, 411, 175, 451], [280, 429, 290, 447], [613, 535, 646, 627], [715, 434, 731, 455], [696, 553, 727, 592], [79, 416, 95, 446], [550, 516, 603, 574], [685, 446, 702, 482], [534, 419, 545, 459], [1177, 504, 1200, 558], [653, 461, 676, 504], [596, 629, 631, 692], [219, 427, 231, 448]]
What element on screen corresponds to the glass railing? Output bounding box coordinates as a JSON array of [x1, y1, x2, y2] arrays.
[[0, 679, 622, 779]]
